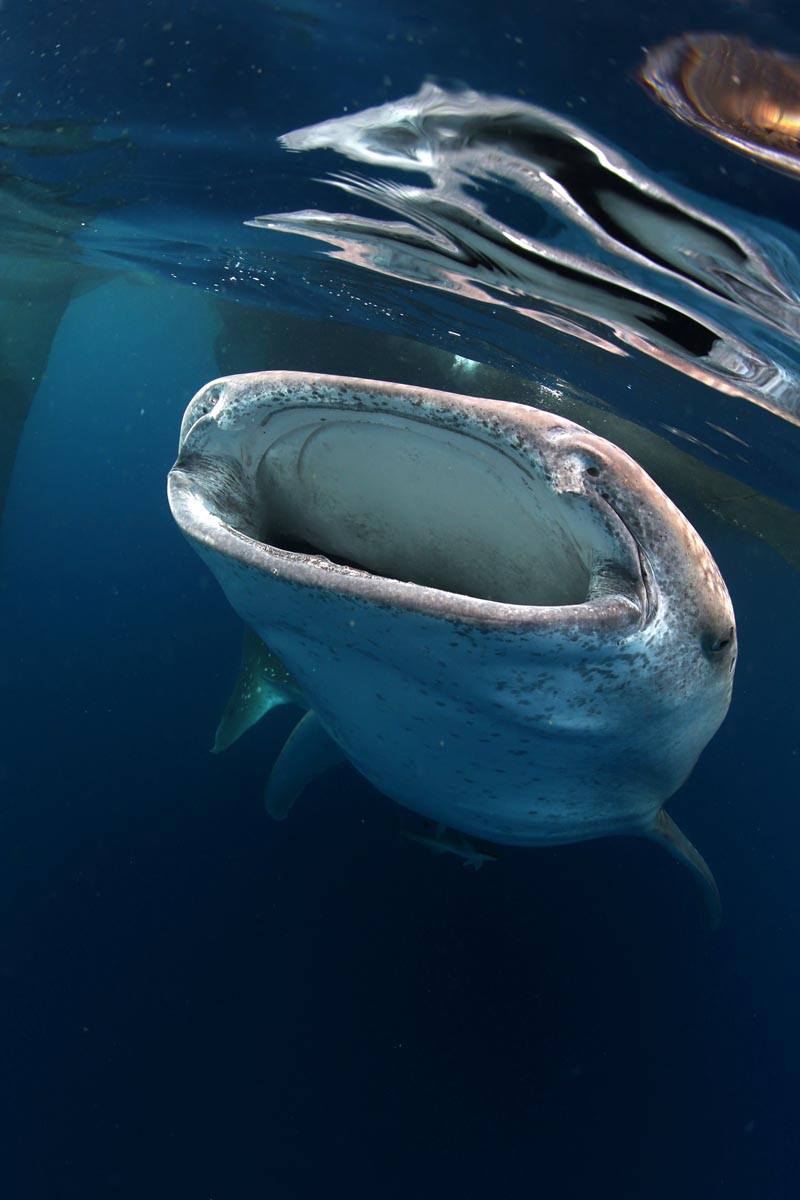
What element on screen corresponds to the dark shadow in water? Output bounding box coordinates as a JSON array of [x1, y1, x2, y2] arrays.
[[0, 120, 131, 526]]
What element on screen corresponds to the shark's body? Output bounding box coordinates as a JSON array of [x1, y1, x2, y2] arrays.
[[168, 371, 736, 922]]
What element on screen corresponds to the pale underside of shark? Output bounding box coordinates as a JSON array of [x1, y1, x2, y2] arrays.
[[168, 371, 737, 926]]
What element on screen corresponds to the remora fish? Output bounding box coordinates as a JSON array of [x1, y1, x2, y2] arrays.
[[403, 823, 500, 870], [168, 371, 737, 924]]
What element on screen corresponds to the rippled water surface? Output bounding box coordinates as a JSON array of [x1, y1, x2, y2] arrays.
[[1, 1, 799, 1197]]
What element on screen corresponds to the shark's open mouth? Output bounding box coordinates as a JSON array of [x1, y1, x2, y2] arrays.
[[244, 406, 635, 608], [170, 372, 648, 622], [255, 409, 610, 605]]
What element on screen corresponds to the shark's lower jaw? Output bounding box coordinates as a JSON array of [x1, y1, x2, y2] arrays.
[[178, 374, 645, 620]]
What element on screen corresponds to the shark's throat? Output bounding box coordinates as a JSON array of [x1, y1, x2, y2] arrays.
[[248, 407, 622, 606]]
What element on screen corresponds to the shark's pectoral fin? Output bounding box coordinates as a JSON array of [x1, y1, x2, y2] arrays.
[[265, 711, 347, 821], [645, 809, 721, 931], [213, 625, 302, 753]]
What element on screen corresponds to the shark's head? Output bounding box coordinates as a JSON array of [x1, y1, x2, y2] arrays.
[[170, 371, 735, 700]]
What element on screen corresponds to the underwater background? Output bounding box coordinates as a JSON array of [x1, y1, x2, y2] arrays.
[[1, 0, 799, 1196]]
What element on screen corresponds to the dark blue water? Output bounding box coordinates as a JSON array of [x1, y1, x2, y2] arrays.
[[2, 2, 799, 1197]]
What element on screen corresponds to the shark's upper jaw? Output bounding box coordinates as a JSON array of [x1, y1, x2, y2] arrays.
[[170, 372, 650, 632]]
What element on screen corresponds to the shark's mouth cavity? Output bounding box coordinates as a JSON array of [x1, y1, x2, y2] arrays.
[[249, 407, 620, 607]]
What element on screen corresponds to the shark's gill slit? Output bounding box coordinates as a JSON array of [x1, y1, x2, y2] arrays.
[[249, 409, 606, 605]]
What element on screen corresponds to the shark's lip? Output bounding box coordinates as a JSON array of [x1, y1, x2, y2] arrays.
[[169, 464, 644, 635], [169, 372, 654, 637], [593, 491, 656, 625]]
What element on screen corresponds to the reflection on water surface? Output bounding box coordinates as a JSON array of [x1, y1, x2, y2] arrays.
[[254, 83, 800, 424]]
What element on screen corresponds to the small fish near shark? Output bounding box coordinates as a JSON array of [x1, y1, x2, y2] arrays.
[[168, 371, 737, 927], [403, 823, 500, 870]]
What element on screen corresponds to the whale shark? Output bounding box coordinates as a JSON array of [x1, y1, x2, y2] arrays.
[[168, 371, 737, 925]]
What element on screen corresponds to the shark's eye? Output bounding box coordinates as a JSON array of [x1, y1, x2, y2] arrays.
[[586, 465, 601, 478], [702, 627, 734, 658]]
